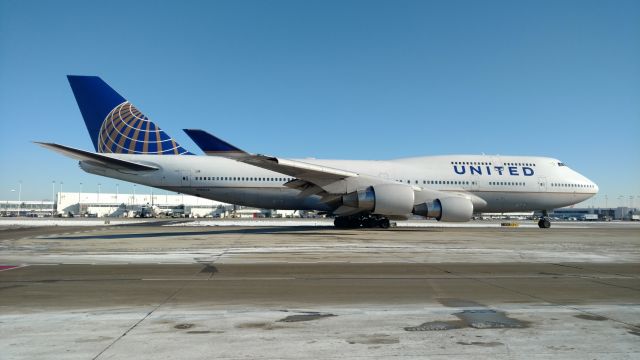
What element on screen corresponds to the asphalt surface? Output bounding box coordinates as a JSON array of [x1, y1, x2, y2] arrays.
[[1, 220, 639, 359]]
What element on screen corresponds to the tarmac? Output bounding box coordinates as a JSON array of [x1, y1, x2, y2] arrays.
[[0, 219, 639, 359]]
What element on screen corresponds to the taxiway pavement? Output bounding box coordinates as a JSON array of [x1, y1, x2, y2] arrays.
[[1, 221, 639, 359]]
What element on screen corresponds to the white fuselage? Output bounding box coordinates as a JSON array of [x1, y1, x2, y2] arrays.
[[80, 154, 598, 213]]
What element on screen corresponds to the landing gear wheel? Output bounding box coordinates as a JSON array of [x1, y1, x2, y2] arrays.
[[334, 217, 348, 228], [362, 218, 376, 228], [348, 218, 361, 228], [378, 218, 390, 229], [333, 215, 390, 229], [538, 218, 551, 228]]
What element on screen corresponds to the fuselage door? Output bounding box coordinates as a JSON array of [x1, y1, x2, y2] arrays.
[[471, 174, 480, 190], [538, 177, 547, 192], [181, 170, 191, 187]]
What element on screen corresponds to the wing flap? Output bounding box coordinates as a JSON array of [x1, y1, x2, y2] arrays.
[[35, 142, 159, 172], [183, 129, 358, 183], [243, 154, 358, 180]]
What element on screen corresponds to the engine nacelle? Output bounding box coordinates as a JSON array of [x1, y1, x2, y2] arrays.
[[413, 196, 474, 222], [342, 183, 415, 216]]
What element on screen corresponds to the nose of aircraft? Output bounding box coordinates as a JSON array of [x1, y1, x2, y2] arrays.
[[582, 176, 598, 194], [573, 168, 598, 194]]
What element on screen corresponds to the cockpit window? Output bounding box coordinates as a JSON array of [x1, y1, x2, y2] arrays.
[[558, 162, 566, 167]]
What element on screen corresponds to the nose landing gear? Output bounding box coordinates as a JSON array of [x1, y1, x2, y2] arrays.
[[538, 210, 551, 228], [538, 218, 551, 228]]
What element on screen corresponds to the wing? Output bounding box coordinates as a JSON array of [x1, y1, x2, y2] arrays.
[[184, 128, 357, 181], [35, 142, 159, 172], [183, 129, 401, 195]]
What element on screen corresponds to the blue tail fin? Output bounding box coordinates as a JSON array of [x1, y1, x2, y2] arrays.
[[183, 129, 247, 158], [183, 129, 245, 153], [67, 75, 192, 155]]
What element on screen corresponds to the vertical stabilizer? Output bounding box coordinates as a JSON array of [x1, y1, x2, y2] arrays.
[[67, 75, 191, 155]]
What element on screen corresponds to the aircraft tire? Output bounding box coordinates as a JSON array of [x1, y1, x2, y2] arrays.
[[334, 217, 348, 228], [362, 218, 376, 228], [538, 219, 551, 228]]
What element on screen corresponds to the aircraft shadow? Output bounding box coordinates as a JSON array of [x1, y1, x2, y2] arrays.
[[48, 226, 354, 240]]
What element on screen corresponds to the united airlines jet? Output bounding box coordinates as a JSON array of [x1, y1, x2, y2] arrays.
[[37, 76, 598, 228]]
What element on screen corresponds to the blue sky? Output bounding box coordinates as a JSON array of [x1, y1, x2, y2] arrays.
[[1, 0, 638, 207]]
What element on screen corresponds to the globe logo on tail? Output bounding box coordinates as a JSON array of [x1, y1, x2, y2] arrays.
[[97, 102, 190, 155]]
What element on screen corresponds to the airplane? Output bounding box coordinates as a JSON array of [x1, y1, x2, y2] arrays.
[[37, 76, 599, 228]]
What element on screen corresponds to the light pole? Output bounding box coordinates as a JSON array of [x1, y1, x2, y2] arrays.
[[10, 189, 15, 215], [133, 185, 136, 208], [116, 183, 119, 203], [617, 195, 625, 220], [79, 182, 83, 215], [18, 181, 22, 216], [97, 183, 101, 217], [59, 181, 63, 214], [52, 181, 56, 216]]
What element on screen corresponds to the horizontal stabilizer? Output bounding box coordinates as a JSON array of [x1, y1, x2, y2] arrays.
[[183, 129, 247, 157], [35, 142, 158, 172]]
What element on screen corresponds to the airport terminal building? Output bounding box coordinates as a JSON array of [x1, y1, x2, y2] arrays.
[[55, 191, 229, 218], [1, 192, 297, 219], [1, 191, 637, 220]]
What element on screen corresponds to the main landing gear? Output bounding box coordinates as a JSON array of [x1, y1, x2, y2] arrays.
[[538, 210, 551, 229], [334, 215, 390, 229]]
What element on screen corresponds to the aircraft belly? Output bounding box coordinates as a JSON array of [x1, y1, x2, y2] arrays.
[[476, 192, 590, 212], [172, 187, 333, 211]]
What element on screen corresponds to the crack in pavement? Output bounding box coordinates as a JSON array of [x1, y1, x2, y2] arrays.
[[91, 270, 196, 360]]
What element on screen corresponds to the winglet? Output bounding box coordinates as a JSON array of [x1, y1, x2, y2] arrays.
[[183, 129, 247, 157]]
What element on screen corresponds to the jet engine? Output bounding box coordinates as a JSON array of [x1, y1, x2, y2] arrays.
[[341, 184, 415, 216], [341, 184, 474, 222], [413, 196, 474, 222]]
